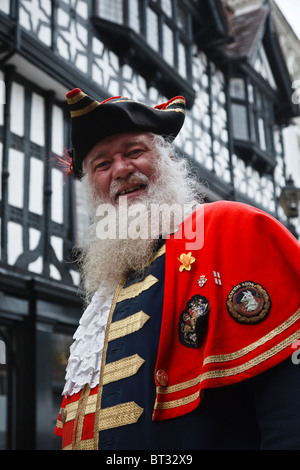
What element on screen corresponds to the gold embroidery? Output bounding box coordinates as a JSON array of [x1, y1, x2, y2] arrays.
[[154, 391, 199, 410], [63, 444, 73, 451], [201, 328, 300, 382], [117, 275, 158, 303], [103, 354, 145, 385], [157, 322, 300, 397], [93, 276, 127, 449], [73, 385, 91, 450], [98, 402, 143, 431], [70, 101, 101, 117], [108, 311, 150, 341], [204, 308, 300, 365], [151, 244, 166, 262], [63, 393, 98, 423]]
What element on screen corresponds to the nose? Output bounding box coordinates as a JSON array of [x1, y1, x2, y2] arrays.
[[112, 155, 135, 180]]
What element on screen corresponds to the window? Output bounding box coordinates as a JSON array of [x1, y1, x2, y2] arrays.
[[230, 77, 275, 152], [95, 0, 193, 79], [229, 76, 276, 172]]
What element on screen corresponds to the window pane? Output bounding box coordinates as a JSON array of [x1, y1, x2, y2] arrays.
[[98, 0, 123, 24], [177, 6, 187, 31], [231, 103, 249, 140], [230, 78, 246, 100], [178, 41, 187, 77], [0, 335, 7, 450], [128, 0, 140, 33], [146, 8, 159, 52], [52, 333, 73, 382], [258, 118, 266, 151], [163, 23, 174, 66]]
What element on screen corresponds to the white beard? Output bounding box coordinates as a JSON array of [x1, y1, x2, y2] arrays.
[[77, 135, 205, 300]]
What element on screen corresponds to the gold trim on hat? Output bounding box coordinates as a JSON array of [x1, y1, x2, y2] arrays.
[[67, 91, 87, 105], [70, 100, 101, 118]]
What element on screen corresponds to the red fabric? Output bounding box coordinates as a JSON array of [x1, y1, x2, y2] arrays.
[[153, 201, 300, 420], [54, 386, 99, 448]]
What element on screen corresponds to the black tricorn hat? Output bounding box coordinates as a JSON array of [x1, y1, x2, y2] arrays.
[[65, 88, 186, 178]]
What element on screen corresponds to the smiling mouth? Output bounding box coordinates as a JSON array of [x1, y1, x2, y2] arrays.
[[117, 185, 147, 198]]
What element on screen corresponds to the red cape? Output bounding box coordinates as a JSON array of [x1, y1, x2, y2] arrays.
[[153, 201, 300, 420]]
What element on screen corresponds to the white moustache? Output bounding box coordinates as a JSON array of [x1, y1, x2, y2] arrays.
[[109, 172, 150, 200]]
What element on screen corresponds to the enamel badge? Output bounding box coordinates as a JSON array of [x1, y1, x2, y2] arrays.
[[226, 281, 271, 324], [178, 294, 210, 348]]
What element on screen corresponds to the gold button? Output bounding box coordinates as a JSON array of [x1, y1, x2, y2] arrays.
[[156, 369, 168, 387], [61, 408, 67, 424]]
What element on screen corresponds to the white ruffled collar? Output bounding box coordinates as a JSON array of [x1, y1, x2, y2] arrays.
[[62, 285, 115, 396]]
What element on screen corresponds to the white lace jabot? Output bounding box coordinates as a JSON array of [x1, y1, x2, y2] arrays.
[[62, 285, 115, 396]]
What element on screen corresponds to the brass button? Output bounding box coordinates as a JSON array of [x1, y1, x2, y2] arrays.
[[61, 408, 67, 424], [156, 369, 168, 387]]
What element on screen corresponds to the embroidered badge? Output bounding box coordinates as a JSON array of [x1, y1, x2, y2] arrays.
[[197, 275, 207, 288], [178, 252, 195, 272], [226, 281, 271, 324], [178, 294, 210, 348]]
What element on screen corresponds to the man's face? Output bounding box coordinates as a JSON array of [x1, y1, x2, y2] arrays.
[[84, 131, 159, 205]]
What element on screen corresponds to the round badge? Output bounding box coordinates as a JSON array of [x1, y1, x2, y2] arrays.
[[226, 281, 271, 324], [156, 369, 168, 387]]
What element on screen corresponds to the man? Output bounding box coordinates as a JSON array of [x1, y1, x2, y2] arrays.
[[55, 89, 300, 450]]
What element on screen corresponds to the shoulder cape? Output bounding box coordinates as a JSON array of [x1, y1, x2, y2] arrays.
[[153, 201, 300, 420]]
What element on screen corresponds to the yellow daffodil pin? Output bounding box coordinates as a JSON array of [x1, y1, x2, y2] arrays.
[[178, 252, 195, 272]]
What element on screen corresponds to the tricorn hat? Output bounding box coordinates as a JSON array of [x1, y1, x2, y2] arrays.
[[64, 88, 186, 178]]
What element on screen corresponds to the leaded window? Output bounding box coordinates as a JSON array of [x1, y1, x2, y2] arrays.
[[95, 0, 193, 79], [229, 75, 276, 173]]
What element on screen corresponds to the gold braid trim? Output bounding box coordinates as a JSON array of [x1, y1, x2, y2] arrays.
[[98, 402, 144, 431], [204, 308, 300, 365], [157, 326, 300, 396], [108, 310, 150, 341], [72, 384, 91, 450], [93, 276, 127, 449], [103, 354, 145, 385], [70, 100, 101, 117], [117, 274, 158, 303]]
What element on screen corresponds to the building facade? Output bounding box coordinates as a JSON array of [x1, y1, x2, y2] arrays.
[[0, 0, 299, 450]]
